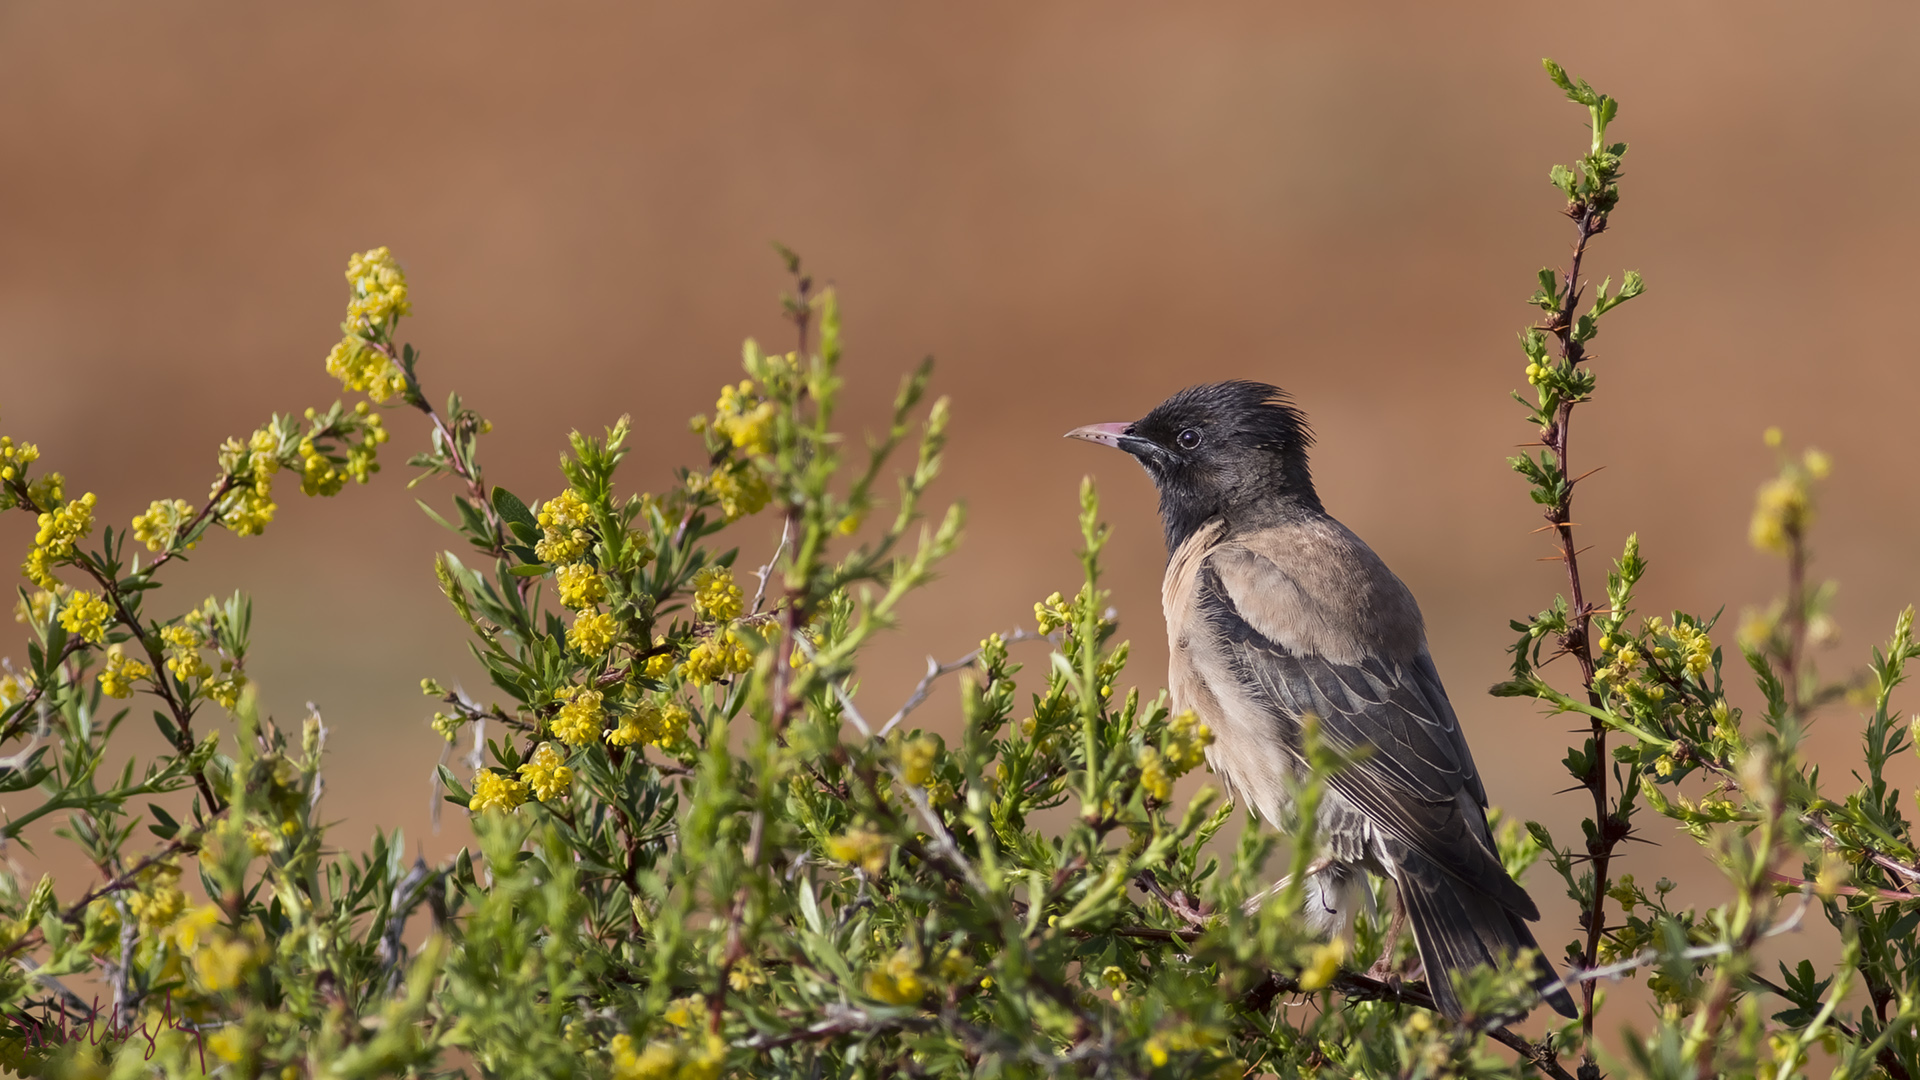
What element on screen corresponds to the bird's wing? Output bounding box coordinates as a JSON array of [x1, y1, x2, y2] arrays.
[[1197, 543, 1533, 917]]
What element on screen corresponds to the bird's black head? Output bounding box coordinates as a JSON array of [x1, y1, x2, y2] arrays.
[[1066, 380, 1321, 553]]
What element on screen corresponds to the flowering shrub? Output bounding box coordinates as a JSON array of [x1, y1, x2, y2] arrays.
[[1, 62, 1918, 1080]]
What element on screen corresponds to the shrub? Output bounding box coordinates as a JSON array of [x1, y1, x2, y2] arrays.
[[0, 61, 1915, 1080]]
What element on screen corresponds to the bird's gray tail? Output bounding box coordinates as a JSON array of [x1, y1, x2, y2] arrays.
[[1394, 850, 1579, 1020]]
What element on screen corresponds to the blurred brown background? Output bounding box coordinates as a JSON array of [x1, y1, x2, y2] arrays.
[[3, 0, 1916, 1034]]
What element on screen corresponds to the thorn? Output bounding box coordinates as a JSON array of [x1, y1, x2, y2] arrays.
[[1569, 466, 1607, 486]]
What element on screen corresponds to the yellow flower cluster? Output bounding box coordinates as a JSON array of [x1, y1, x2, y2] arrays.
[[1749, 434, 1828, 555], [57, 590, 113, 643], [324, 338, 407, 403], [557, 563, 608, 610], [1100, 965, 1128, 1002], [569, 609, 619, 657], [0, 667, 25, 709], [606, 698, 692, 751], [825, 827, 890, 874], [125, 864, 186, 935], [863, 947, 926, 1005], [1161, 709, 1213, 772], [691, 565, 742, 623], [298, 413, 386, 498], [687, 461, 770, 522], [1034, 591, 1073, 635], [1671, 620, 1714, 678], [552, 685, 607, 745], [1137, 746, 1172, 801], [518, 743, 573, 802], [1750, 476, 1809, 554], [344, 246, 411, 331], [14, 585, 66, 627], [470, 769, 530, 812], [1524, 359, 1553, 386], [161, 624, 213, 682], [322, 248, 412, 402], [641, 638, 675, 680], [0, 434, 40, 482], [172, 905, 265, 992], [900, 734, 939, 786], [1296, 937, 1347, 991], [24, 491, 95, 588], [609, 1031, 726, 1080], [710, 380, 776, 455], [679, 627, 753, 685], [98, 645, 152, 699], [536, 489, 594, 564], [214, 429, 281, 536], [131, 499, 195, 553], [205, 673, 246, 710]]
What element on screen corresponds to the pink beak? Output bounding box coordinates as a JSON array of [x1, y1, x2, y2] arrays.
[[1064, 422, 1133, 449]]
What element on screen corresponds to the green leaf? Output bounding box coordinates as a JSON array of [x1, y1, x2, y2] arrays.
[[493, 485, 542, 544], [509, 564, 551, 578]]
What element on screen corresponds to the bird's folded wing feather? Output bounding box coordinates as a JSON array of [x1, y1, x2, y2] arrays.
[[1198, 541, 1536, 917]]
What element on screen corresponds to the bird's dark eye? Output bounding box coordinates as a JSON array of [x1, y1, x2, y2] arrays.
[[1176, 428, 1203, 450]]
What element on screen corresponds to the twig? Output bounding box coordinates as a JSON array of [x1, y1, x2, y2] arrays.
[[750, 516, 792, 616], [875, 628, 1045, 739]]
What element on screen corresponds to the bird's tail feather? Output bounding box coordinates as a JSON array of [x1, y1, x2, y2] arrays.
[[1396, 853, 1578, 1020]]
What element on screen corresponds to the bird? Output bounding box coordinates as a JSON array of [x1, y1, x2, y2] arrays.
[[1066, 379, 1577, 1021]]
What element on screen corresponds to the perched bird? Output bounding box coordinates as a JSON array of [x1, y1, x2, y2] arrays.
[[1067, 380, 1577, 1021]]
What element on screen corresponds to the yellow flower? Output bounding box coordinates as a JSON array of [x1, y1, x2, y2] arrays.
[[125, 864, 186, 934], [653, 702, 693, 755], [556, 563, 608, 610], [344, 246, 411, 330], [15, 585, 66, 626], [130, 499, 194, 552], [568, 609, 619, 657], [1162, 709, 1214, 773], [206, 674, 246, 710], [688, 460, 770, 521], [535, 489, 594, 564], [324, 337, 407, 402], [1034, 591, 1072, 634], [1671, 620, 1714, 678], [23, 491, 96, 588], [900, 734, 939, 787], [57, 590, 113, 643], [662, 996, 701, 1029], [642, 636, 676, 680], [711, 380, 777, 455], [469, 769, 529, 812], [610, 1034, 680, 1080], [297, 439, 345, 496], [207, 1027, 247, 1065], [1136, 746, 1171, 801], [173, 906, 262, 992], [518, 743, 574, 802], [691, 565, 743, 623], [1297, 937, 1347, 991], [863, 947, 926, 1005], [679, 627, 753, 686], [826, 828, 889, 874], [97, 645, 152, 699], [607, 699, 668, 747], [1750, 475, 1809, 554], [0, 667, 26, 709], [551, 685, 607, 745], [161, 624, 212, 682]]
